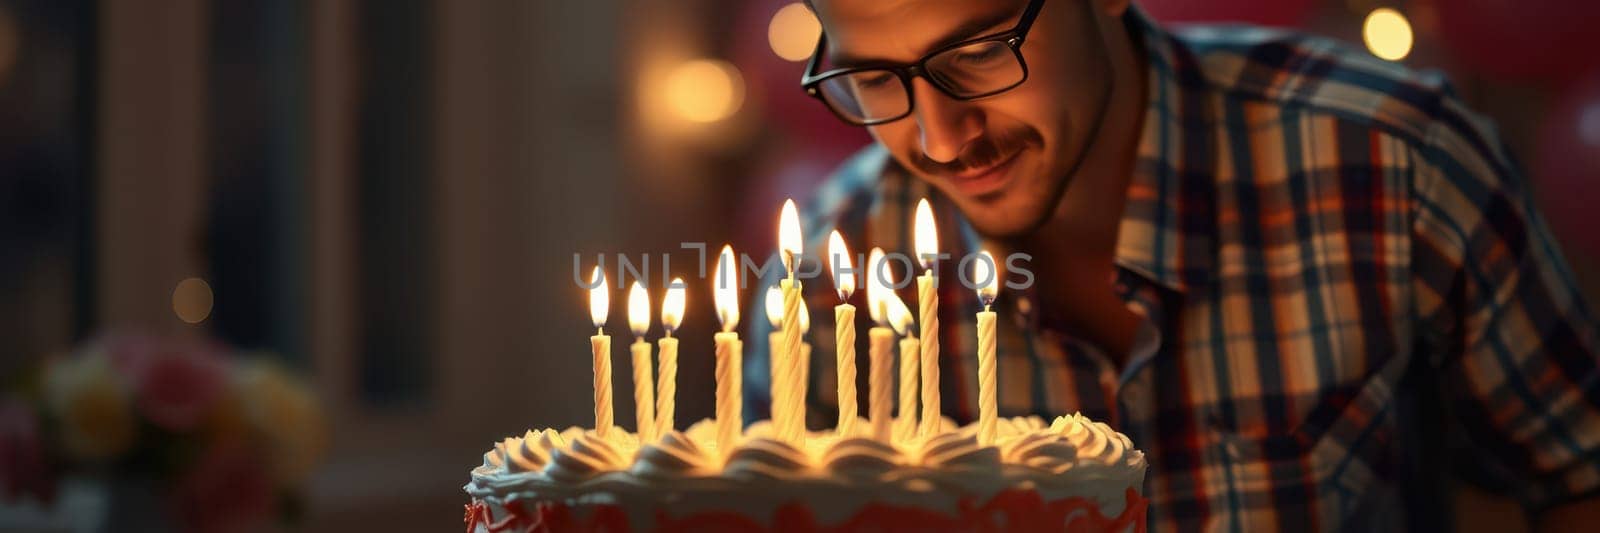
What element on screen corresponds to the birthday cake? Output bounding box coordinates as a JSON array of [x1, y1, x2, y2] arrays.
[[466, 201, 1147, 531], [462, 414, 1147, 532]]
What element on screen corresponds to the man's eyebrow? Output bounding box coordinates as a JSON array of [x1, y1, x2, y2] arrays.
[[828, 7, 1021, 67]]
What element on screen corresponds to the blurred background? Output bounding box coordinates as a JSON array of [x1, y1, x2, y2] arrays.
[[0, 0, 1596, 531]]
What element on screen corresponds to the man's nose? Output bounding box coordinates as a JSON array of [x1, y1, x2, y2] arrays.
[[910, 78, 983, 163]]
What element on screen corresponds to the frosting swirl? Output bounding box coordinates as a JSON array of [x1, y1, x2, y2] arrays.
[[999, 431, 1079, 474], [1049, 414, 1138, 468], [467, 414, 1149, 519], [633, 429, 714, 480], [505, 429, 564, 473], [544, 430, 627, 483], [723, 436, 810, 480], [916, 430, 1000, 470], [820, 437, 902, 480], [475, 441, 506, 476]]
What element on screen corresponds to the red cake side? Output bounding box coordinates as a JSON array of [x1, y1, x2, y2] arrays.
[[466, 487, 1148, 533]]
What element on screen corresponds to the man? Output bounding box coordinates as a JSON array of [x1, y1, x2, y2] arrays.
[[745, 0, 1600, 530]]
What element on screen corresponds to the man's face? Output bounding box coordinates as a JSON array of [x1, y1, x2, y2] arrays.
[[811, 0, 1116, 237]]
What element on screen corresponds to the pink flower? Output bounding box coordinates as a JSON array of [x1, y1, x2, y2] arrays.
[[134, 340, 227, 433], [0, 400, 55, 504], [168, 438, 277, 533]]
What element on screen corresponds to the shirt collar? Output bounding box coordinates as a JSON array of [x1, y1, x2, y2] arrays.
[[1112, 6, 1219, 294]]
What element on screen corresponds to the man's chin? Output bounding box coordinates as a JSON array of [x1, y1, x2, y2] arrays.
[[949, 192, 1051, 240]]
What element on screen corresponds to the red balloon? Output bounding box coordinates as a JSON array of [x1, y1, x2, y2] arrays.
[[1532, 75, 1600, 258], [1434, 0, 1600, 81], [1136, 0, 1316, 27]]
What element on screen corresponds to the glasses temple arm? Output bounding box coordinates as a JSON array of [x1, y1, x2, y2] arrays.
[[1013, 0, 1047, 41]]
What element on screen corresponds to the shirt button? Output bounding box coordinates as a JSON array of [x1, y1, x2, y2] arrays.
[[1016, 296, 1032, 315], [1225, 441, 1241, 459]]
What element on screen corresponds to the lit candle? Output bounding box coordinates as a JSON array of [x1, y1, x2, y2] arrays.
[[657, 278, 685, 437], [712, 245, 743, 454], [587, 267, 614, 438], [799, 298, 812, 432], [777, 199, 805, 443], [889, 290, 919, 444], [827, 230, 858, 436], [913, 198, 940, 437], [864, 248, 896, 441], [627, 281, 655, 442], [873, 248, 919, 443], [973, 251, 999, 446], [765, 285, 787, 433]]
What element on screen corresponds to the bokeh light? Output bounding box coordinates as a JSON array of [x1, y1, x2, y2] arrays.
[[768, 3, 821, 62], [0, 6, 19, 86], [1363, 7, 1413, 61], [1580, 103, 1600, 148], [664, 59, 745, 123], [173, 277, 214, 324]]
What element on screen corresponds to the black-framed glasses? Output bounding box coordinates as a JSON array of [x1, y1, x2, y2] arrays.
[[802, 0, 1047, 126]]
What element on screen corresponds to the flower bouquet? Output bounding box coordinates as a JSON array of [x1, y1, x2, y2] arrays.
[[0, 331, 327, 533]]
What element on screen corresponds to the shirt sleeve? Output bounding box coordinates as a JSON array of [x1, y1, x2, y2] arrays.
[[1411, 102, 1600, 510]]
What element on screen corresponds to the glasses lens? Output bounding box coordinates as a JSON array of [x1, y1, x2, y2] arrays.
[[817, 69, 908, 124], [925, 40, 1025, 97]]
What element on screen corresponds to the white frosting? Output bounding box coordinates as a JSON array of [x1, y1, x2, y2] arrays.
[[465, 414, 1147, 528]]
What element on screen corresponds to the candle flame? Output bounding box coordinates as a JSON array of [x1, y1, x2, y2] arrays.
[[589, 267, 609, 329], [628, 281, 650, 338], [884, 288, 914, 337], [864, 247, 914, 335], [662, 277, 686, 334], [974, 250, 998, 307], [827, 230, 855, 301], [865, 247, 887, 326], [713, 244, 739, 332], [779, 199, 802, 273], [765, 285, 784, 329], [913, 198, 938, 269]]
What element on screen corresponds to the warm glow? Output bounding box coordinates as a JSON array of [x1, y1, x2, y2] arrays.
[[662, 278, 686, 334], [173, 277, 213, 324], [1363, 8, 1413, 61], [974, 250, 998, 307], [866, 247, 888, 326], [1580, 104, 1600, 148], [828, 230, 856, 301], [883, 288, 914, 337], [665, 59, 745, 123], [0, 7, 18, 86], [765, 285, 784, 328], [864, 247, 913, 335], [799, 298, 811, 335], [589, 267, 609, 329], [779, 199, 803, 274], [713, 244, 740, 332], [913, 198, 938, 269], [628, 281, 650, 338], [768, 3, 821, 62]]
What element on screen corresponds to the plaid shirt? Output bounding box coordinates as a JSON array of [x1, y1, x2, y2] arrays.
[[746, 6, 1600, 531]]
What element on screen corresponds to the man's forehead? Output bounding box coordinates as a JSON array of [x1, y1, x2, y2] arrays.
[[811, 0, 1026, 65]]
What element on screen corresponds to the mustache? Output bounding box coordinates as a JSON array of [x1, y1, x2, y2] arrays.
[[910, 125, 1042, 176]]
